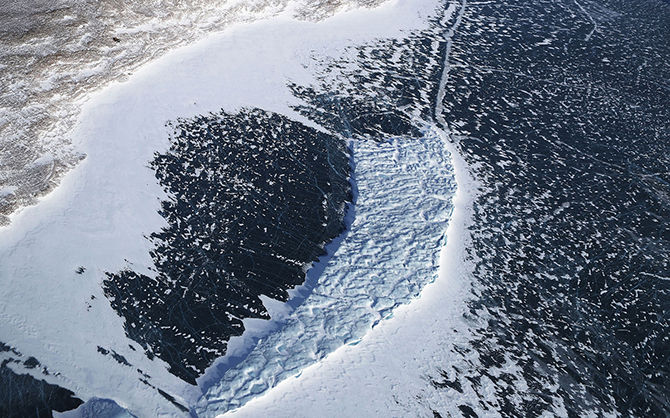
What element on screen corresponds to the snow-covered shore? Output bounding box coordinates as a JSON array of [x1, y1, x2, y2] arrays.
[[0, 0, 472, 416]]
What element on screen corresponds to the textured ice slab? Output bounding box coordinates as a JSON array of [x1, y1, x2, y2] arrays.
[[197, 125, 456, 416]]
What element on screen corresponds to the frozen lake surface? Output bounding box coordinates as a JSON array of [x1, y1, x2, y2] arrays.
[[2, 0, 669, 416]]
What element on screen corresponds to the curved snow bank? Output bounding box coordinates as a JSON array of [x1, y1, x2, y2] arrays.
[[203, 127, 478, 418], [197, 125, 456, 416]]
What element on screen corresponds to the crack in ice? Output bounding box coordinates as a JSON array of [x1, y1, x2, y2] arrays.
[[435, 0, 467, 131]]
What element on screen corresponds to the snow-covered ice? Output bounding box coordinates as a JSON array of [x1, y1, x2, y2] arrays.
[[213, 129, 477, 418]]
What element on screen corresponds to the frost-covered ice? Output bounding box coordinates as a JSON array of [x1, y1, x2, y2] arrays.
[[198, 127, 456, 415]]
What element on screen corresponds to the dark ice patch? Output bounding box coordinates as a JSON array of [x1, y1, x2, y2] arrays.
[[458, 405, 479, 418], [157, 388, 190, 413], [0, 351, 83, 418], [433, 0, 670, 415], [103, 108, 351, 384], [97, 346, 132, 367], [23, 357, 40, 369]]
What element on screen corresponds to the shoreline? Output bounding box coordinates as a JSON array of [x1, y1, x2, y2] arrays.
[[214, 123, 478, 417], [1, 0, 451, 416]]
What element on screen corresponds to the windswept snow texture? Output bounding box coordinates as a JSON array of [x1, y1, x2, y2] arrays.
[[198, 128, 455, 416], [103, 109, 351, 385]]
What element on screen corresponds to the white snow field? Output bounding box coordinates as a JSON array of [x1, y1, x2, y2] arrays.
[[0, 0, 476, 416], [0, 0, 382, 225]]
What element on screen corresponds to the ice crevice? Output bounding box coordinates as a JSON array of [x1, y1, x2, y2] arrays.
[[196, 124, 457, 416]]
